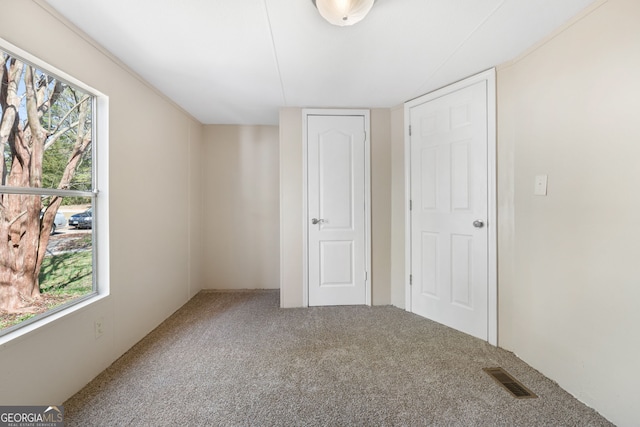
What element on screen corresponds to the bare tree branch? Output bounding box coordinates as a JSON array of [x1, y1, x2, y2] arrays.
[[46, 94, 88, 139], [56, 96, 91, 191], [25, 65, 46, 188], [2, 60, 27, 187], [44, 121, 80, 151], [0, 56, 9, 184], [23, 74, 64, 143]]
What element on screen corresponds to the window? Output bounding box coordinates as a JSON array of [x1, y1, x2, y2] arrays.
[[0, 39, 108, 337]]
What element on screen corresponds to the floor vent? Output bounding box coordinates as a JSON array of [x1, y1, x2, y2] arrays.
[[483, 367, 537, 399]]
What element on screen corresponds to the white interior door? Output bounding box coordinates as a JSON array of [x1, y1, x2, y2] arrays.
[[306, 113, 369, 306], [408, 76, 493, 341]]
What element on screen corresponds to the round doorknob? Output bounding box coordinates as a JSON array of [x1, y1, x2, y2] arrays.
[[473, 220, 485, 228]]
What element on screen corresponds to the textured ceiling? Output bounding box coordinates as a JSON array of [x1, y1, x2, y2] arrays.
[[44, 0, 596, 125]]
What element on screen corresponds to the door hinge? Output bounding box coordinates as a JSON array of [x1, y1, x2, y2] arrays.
[[409, 125, 412, 136], [409, 200, 413, 211], [409, 274, 413, 285], [365, 271, 368, 281]]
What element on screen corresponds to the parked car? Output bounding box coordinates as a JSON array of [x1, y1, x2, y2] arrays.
[[69, 209, 92, 228], [76, 211, 92, 229], [40, 210, 67, 234]]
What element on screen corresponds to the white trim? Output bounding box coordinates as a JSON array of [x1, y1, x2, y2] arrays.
[[0, 187, 92, 197], [302, 112, 309, 308], [0, 293, 109, 347], [95, 93, 110, 302], [485, 69, 498, 346], [278, 123, 286, 307], [0, 37, 103, 98], [302, 109, 372, 307], [404, 108, 412, 311], [403, 69, 497, 346]]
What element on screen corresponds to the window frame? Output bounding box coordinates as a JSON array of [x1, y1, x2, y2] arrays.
[[0, 37, 109, 344]]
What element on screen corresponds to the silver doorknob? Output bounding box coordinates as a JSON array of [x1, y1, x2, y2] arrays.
[[311, 218, 325, 225], [473, 220, 485, 228]]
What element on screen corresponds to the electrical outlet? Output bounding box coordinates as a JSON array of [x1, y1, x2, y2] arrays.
[[534, 175, 548, 196], [94, 317, 104, 339]]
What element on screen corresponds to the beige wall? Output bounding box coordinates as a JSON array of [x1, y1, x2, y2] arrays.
[[279, 108, 304, 307], [189, 122, 204, 298], [279, 108, 392, 307], [0, 0, 203, 404], [497, 0, 640, 425], [202, 125, 280, 290], [370, 109, 392, 305], [389, 105, 406, 308]]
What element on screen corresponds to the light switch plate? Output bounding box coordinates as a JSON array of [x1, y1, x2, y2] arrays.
[[95, 317, 104, 339], [534, 175, 548, 196]]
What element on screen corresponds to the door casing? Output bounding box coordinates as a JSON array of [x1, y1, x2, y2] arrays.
[[302, 109, 372, 307], [404, 69, 497, 345]]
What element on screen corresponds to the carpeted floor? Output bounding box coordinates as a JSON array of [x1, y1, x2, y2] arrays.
[[64, 290, 612, 426]]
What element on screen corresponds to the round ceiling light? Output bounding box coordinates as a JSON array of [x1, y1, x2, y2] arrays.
[[312, 0, 376, 27]]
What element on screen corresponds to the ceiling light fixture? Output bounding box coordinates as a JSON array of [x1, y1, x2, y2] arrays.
[[312, 0, 376, 27]]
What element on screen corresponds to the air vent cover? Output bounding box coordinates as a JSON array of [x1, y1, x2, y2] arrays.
[[483, 367, 537, 399]]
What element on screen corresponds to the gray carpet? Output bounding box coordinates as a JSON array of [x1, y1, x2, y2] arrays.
[[64, 290, 612, 426]]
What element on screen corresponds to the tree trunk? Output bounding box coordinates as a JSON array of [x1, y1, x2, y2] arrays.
[[0, 193, 43, 312]]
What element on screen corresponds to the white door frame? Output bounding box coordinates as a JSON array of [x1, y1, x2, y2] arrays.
[[404, 69, 497, 345], [302, 109, 372, 307]]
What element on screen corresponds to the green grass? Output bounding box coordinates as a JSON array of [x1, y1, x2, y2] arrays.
[[39, 249, 93, 294], [0, 313, 36, 330], [1, 249, 93, 331]]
